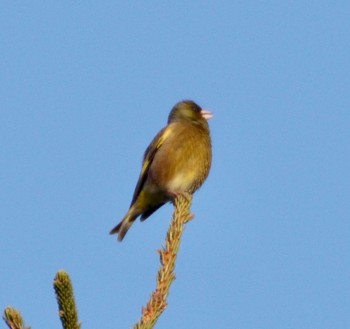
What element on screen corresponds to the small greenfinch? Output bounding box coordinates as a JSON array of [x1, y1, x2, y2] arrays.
[[110, 100, 212, 241]]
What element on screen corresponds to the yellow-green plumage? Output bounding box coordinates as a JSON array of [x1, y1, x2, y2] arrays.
[[110, 100, 212, 241]]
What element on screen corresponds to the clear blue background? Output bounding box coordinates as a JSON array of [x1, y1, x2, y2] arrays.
[[1, 2, 349, 328]]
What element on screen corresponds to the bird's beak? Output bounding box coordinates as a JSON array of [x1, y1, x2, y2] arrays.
[[201, 109, 213, 121]]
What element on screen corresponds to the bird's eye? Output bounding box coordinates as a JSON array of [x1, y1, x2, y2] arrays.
[[192, 106, 201, 113]]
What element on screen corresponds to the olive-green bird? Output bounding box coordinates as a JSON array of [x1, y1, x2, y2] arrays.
[[110, 100, 212, 241]]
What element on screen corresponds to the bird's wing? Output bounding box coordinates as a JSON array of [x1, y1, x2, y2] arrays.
[[130, 125, 173, 206]]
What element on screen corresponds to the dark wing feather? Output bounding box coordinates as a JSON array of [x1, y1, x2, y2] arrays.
[[140, 202, 165, 221]]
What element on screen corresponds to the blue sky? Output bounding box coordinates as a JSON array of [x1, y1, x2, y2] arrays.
[[1, 2, 349, 328]]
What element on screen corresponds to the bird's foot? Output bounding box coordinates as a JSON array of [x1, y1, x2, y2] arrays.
[[169, 192, 194, 222], [169, 191, 192, 204]]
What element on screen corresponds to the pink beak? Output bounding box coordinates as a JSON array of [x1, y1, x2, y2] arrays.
[[201, 109, 213, 121]]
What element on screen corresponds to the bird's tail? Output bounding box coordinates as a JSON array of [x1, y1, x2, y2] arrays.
[[110, 208, 139, 241]]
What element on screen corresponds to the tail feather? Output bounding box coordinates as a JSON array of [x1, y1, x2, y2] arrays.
[[110, 210, 138, 241], [110, 195, 166, 241]]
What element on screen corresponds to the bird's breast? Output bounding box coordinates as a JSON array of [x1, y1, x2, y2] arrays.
[[147, 124, 211, 195], [166, 171, 197, 192]]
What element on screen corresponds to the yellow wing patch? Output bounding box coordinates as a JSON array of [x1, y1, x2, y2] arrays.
[[130, 125, 174, 206], [140, 126, 173, 177]]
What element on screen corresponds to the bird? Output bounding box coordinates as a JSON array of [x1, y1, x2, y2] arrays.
[[110, 100, 212, 241]]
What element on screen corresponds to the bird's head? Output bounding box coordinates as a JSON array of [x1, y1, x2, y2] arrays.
[[168, 100, 213, 125]]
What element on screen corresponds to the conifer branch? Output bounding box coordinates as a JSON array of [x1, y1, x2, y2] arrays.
[[134, 193, 193, 329], [3, 307, 30, 329], [53, 270, 81, 329]]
